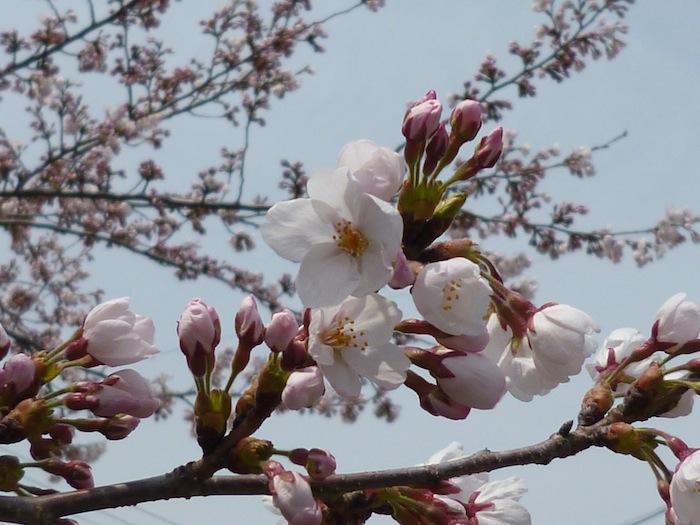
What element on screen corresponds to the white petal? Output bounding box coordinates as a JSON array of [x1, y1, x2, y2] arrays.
[[426, 442, 464, 464], [340, 295, 402, 346], [261, 199, 334, 262], [296, 244, 359, 308], [342, 343, 409, 391], [438, 353, 506, 409], [306, 168, 356, 218], [318, 358, 362, 399], [338, 140, 380, 173], [477, 499, 531, 525], [475, 477, 528, 503]]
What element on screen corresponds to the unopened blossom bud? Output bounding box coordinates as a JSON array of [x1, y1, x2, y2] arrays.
[[43, 459, 94, 489], [82, 298, 158, 366], [92, 369, 160, 418], [411, 257, 492, 337], [437, 352, 506, 410], [0, 323, 10, 360], [177, 298, 220, 377], [389, 250, 416, 289], [450, 99, 482, 143], [265, 309, 299, 353], [436, 331, 490, 353], [578, 383, 614, 426], [235, 295, 265, 346], [282, 366, 325, 410], [402, 96, 442, 143], [0, 354, 36, 396], [49, 424, 74, 446], [305, 448, 336, 480], [269, 469, 322, 525], [473, 127, 503, 169], [654, 293, 700, 345], [670, 449, 700, 524], [423, 124, 449, 175]]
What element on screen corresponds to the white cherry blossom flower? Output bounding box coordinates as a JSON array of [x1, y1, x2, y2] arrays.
[[337, 140, 406, 201], [586, 328, 649, 390], [671, 450, 700, 525], [484, 306, 599, 401], [655, 293, 700, 345], [308, 294, 409, 398], [426, 443, 531, 525], [411, 257, 492, 337], [270, 470, 322, 525], [82, 298, 158, 366], [437, 352, 506, 410], [261, 168, 403, 307]]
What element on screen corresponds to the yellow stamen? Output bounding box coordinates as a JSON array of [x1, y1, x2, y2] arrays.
[[332, 219, 369, 257]]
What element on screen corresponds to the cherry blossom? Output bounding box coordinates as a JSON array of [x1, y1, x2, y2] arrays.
[[82, 298, 158, 366], [0, 354, 36, 395], [265, 310, 299, 353], [91, 370, 160, 418], [427, 443, 531, 525], [450, 99, 483, 142], [437, 352, 506, 410], [282, 367, 325, 410], [268, 468, 322, 525], [655, 293, 700, 345], [234, 295, 265, 346], [177, 299, 221, 376], [308, 294, 409, 398], [337, 140, 406, 201], [411, 258, 492, 337], [670, 450, 700, 525], [484, 306, 599, 401], [586, 327, 649, 389], [262, 168, 403, 307]]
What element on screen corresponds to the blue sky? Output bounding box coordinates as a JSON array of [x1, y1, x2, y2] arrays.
[[2, 1, 700, 524]]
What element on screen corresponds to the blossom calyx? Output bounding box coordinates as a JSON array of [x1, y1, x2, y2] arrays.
[[578, 383, 614, 426], [177, 298, 221, 377], [194, 389, 232, 454], [228, 437, 274, 474]]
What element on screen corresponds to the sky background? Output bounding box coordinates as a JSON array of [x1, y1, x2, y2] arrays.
[[1, 1, 700, 524]]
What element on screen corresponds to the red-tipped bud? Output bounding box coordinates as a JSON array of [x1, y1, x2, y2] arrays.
[[473, 127, 503, 169], [305, 448, 336, 480], [102, 414, 140, 440], [423, 124, 449, 175], [43, 459, 94, 489], [235, 295, 265, 346]]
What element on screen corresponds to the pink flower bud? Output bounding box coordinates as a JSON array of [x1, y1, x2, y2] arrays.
[[423, 124, 449, 174], [82, 298, 158, 366], [177, 298, 221, 376], [306, 449, 336, 480], [265, 309, 299, 353], [281, 339, 308, 371], [402, 95, 442, 142], [282, 367, 325, 410], [235, 295, 265, 346], [389, 250, 415, 289], [450, 100, 482, 142], [473, 127, 503, 169], [0, 323, 10, 360], [269, 470, 322, 525], [43, 459, 94, 490], [90, 369, 160, 418], [1, 354, 36, 395], [49, 424, 74, 446], [437, 353, 506, 410]]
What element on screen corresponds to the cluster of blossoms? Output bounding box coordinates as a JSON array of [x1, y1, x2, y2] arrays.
[[0, 298, 159, 491]]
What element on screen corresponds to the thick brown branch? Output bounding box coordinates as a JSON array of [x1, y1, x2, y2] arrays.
[[0, 422, 605, 524]]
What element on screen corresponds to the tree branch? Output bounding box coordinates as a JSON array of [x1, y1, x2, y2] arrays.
[[0, 420, 605, 524]]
